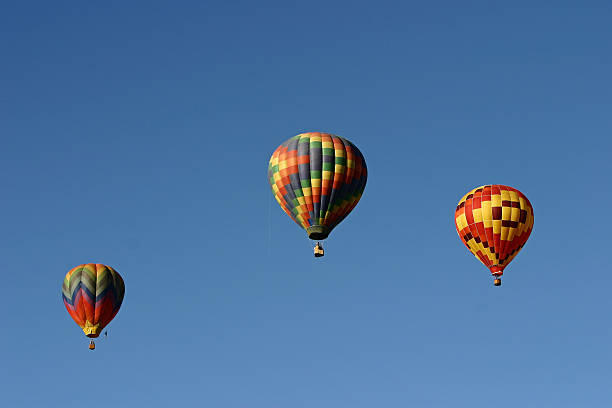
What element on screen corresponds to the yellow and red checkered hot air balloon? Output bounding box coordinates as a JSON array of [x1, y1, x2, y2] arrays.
[[454, 185, 534, 286]]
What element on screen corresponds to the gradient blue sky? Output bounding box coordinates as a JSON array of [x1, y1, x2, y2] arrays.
[[2, 1, 611, 407]]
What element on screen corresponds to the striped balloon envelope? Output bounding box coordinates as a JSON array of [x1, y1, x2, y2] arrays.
[[268, 132, 367, 255], [454, 185, 534, 286], [62, 263, 125, 340]]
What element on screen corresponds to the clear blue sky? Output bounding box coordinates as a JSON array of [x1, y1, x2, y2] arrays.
[[2, 1, 611, 407]]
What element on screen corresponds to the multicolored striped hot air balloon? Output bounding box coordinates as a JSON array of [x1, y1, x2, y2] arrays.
[[455, 185, 534, 286], [62, 263, 125, 349], [268, 132, 367, 257]]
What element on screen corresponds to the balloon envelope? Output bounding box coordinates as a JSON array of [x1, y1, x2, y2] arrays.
[[455, 185, 534, 276], [268, 132, 367, 240], [62, 263, 125, 338]]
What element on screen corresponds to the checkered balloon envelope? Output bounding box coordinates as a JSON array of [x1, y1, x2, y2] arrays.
[[268, 132, 367, 255], [455, 185, 534, 286]]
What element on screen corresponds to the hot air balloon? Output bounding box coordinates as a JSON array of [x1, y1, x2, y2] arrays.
[[268, 132, 367, 257], [454, 185, 534, 286], [62, 263, 125, 349]]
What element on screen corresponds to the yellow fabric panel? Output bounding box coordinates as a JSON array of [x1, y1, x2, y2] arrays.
[[511, 207, 520, 221], [493, 220, 501, 235], [467, 239, 480, 253], [491, 194, 502, 207], [482, 200, 492, 227], [502, 206, 511, 221], [456, 213, 468, 230], [501, 226, 509, 241], [473, 207, 483, 223]]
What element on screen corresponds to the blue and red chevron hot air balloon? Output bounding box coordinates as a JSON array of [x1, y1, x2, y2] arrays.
[[62, 263, 125, 349]]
